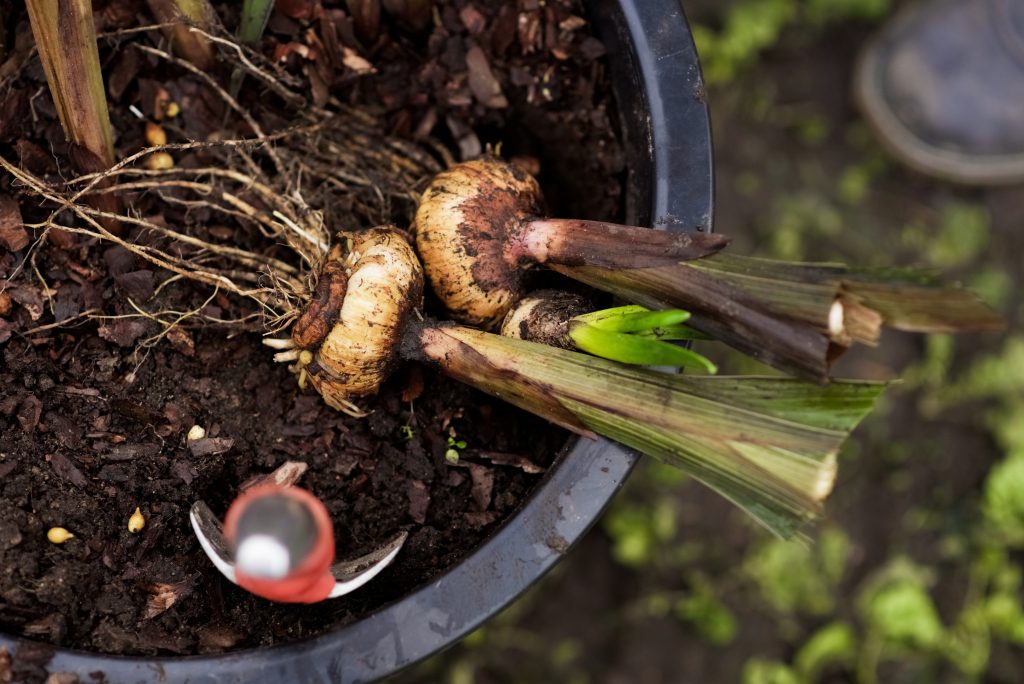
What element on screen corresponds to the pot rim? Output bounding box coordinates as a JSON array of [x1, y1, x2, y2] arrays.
[[0, 1, 714, 680]]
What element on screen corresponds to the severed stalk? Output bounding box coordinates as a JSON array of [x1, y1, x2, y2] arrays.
[[25, 0, 121, 231], [145, 0, 217, 70], [413, 156, 1003, 380], [271, 226, 886, 539]]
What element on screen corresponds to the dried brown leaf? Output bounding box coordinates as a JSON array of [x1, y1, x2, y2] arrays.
[[143, 580, 192, 619]]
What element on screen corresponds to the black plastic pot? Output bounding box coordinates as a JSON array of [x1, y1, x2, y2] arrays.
[[0, 1, 713, 681]]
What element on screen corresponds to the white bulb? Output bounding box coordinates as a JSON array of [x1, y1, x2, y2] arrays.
[[236, 534, 291, 579]]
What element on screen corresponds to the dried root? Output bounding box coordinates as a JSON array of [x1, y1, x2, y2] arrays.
[[2, 102, 442, 352]]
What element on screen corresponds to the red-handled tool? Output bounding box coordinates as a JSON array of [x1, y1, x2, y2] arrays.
[[190, 485, 406, 603]]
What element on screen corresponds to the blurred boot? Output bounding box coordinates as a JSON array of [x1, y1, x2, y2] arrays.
[[855, 0, 1024, 184]]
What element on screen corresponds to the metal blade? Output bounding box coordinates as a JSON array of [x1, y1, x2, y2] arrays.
[[327, 530, 408, 598], [189, 500, 238, 585]]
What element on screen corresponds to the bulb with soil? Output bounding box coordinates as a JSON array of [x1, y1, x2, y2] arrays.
[[413, 156, 1003, 380], [268, 226, 886, 540]]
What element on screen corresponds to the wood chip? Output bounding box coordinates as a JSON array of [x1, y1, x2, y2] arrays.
[[114, 270, 155, 303], [197, 625, 243, 651], [465, 45, 508, 108], [188, 437, 233, 458], [16, 395, 41, 433], [459, 5, 486, 35], [5, 283, 43, 320], [464, 511, 499, 527], [171, 459, 198, 485], [104, 443, 160, 461], [407, 479, 430, 524], [476, 450, 546, 474], [166, 326, 195, 357], [466, 463, 494, 510], [240, 461, 309, 490], [342, 47, 375, 74], [0, 196, 27, 252], [47, 453, 88, 488], [97, 320, 148, 347], [559, 15, 587, 31]]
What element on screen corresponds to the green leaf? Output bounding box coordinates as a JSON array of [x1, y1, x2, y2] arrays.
[[674, 582, 738, 645], [867, 582, 944, 647], [570, 324, 718, 374], [794, 621, 858, 679], [742, 659, 800, 684], [858, 561, 945, 649], [983, 456, 1024, 545], [576, 306, 691, 332], [744, 532, 846, 615], [636, 323, 713, 341]]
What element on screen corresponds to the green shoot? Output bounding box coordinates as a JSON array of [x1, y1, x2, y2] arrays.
[[229, 0, 275, 101], [568, 306, 718, 374], [635, 324, 713, 341], [238, 0, 275, 44], [445, 433, 466, 464], [571, 324, 718, 374], [576, 305, 691, 333]]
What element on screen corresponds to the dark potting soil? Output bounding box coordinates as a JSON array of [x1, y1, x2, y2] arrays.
[[0, 0, 624, 656]]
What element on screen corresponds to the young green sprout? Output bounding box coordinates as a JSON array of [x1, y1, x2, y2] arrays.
[[227, 0, 276, 100], [265, 226, 886, 539], [414, 156, 1003, 380], [501, 290, 717, 374]]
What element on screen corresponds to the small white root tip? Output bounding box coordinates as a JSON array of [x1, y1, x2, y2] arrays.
[[274, 349, 302, 363], [828, 300, 845, 337], [263, 337, 297, 350]]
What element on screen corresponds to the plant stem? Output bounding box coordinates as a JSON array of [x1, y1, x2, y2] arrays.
[[509, 218, 729, 269], [404, 320, 885, 539], [26, 0, 122, 233], [26, 0, 114, 171], [238, 0, 274, 44], [145, 0, 216, 70]]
